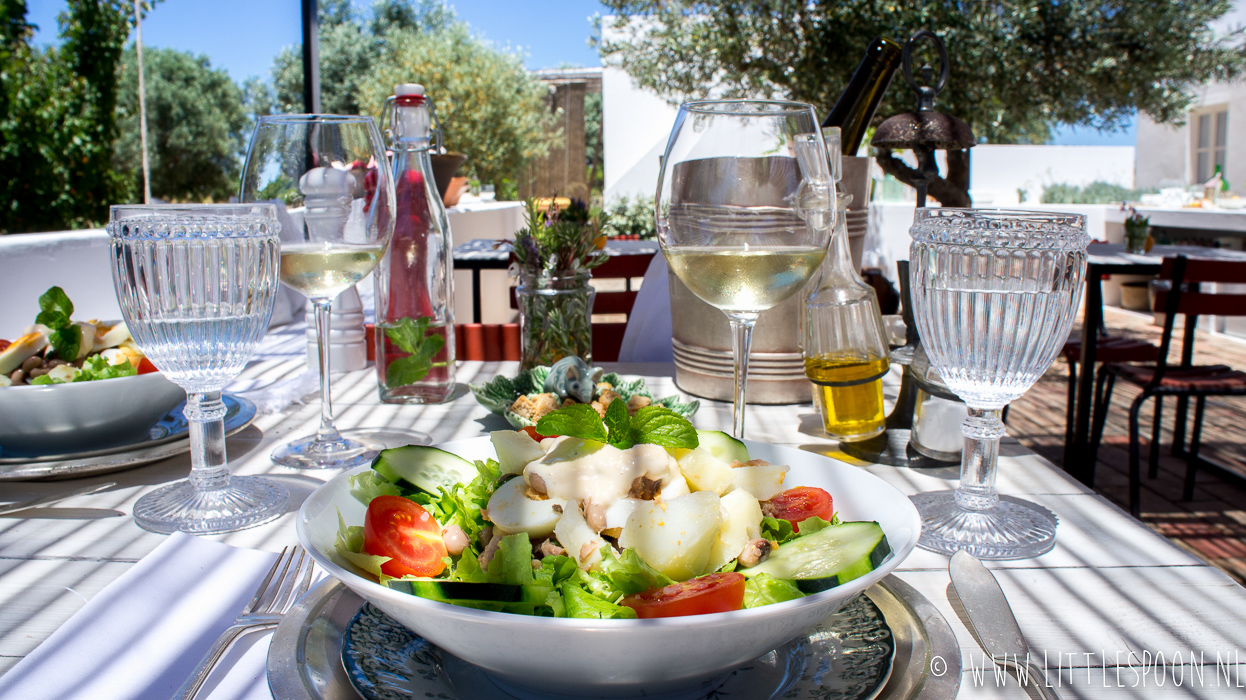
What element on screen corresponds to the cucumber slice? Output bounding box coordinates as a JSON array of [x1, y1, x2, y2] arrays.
[[372, 445, 477, 494], [388, 580, 554, 613], [696, 430, 749, 463], [739, 521, 890, 593]]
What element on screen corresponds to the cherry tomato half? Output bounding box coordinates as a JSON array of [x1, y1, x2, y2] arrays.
[[520, 426, 558, 441], [362, 495, 448, 578], [766, 486, 833, 533], [620, 572, 746, 619], [0, 339, 10, 353], [136, 357, 158, 374]]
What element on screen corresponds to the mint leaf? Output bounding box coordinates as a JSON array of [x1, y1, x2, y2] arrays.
[[603, 399, 634, 449], [47, 325, 81, 362], [35, 286, 73, 329], [384, 316, 446, 388], [631, 406, 698, 450], [536, 404, 608, 443]]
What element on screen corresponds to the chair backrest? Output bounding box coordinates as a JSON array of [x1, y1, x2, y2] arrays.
[[455, 323, 520, 361], [1148, 255, 1246, 380]]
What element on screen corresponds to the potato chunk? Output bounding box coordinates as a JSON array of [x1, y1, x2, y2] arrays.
[[732, 465, 789, 500], [706, 489, 764, 571], [490, 430, 545, 475], [618, 491, 723, 581], [677, 447, 735, 495]]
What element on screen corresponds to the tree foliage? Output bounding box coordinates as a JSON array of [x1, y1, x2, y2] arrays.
[[597, 1, 1246, 144], [1, 0, 141, 233], [114, 46, 248, 202], [357, 22, 558, 188], [585, 90, 603, 192], [272, 0, 451, 115]]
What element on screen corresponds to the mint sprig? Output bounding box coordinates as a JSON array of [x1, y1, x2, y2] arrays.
[[536, 404, 608, 443], [536, 402, 699, 451], [384, 316, 446, 388], [35, 286, 81, 361]]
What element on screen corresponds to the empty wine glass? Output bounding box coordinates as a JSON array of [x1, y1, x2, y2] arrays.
[[241, 115, 396, 470], [109, 204, 288, 534], [908, 209, 1088, 559], [656, 100, 835, 438]]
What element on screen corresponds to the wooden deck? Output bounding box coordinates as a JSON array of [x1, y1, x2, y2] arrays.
[[1008, 306, 1246, 584]]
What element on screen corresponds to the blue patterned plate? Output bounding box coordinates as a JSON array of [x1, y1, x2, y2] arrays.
[[341, 593, 894, 700], [0, 395, 257, 480]]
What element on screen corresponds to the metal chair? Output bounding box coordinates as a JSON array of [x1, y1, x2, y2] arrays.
[[1088, 256, 1246, 517]]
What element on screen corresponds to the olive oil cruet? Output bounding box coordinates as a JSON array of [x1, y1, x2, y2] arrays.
[[802, 140, 891, 442]]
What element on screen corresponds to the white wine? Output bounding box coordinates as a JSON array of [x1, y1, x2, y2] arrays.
[[280, 243, 385, 299], [665, 246, 826, 312]]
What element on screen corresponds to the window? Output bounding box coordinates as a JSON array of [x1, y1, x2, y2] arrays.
[[1194, 108, 1228, 183]]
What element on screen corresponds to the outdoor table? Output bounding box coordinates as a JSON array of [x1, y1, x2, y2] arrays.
[[2, 329, 1246, 697], [1065, 243, 1246, 487], [452, 238, 659, 322]]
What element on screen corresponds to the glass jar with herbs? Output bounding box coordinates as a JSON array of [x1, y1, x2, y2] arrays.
[[511, 198, 607, 369], [1123, 207, 1150, 255]]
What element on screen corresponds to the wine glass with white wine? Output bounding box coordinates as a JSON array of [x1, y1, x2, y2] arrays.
[[656, 100, 835, 438], [241, 115, 396, 469]]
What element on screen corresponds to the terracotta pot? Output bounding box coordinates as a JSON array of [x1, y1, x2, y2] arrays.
[[443, 176, 470, 208], [430, 152, 468, 199]]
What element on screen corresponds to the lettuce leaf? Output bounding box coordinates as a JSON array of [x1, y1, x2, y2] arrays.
[[561, 581, 637, 619], [596, 547, 673, 596], [332, 509, 402, 585], [74, 355, 136, 382], [761, 516, 797, 544], [486, 533, 535, 586], [743, 573, 805, 608], [348, 471, 402, 505]]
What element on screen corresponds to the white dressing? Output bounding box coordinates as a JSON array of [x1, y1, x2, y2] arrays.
[[525, 439, 679, 510]]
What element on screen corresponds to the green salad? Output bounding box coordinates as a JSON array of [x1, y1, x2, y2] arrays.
[[333, 404, 891, 619]]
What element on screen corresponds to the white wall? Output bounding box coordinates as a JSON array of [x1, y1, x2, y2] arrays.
[[601, 19, 680, 204], [866, 202, 1116, 284], [968, 145, 1136, 205]]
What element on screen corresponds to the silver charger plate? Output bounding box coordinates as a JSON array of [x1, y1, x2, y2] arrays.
[[0, 395, 257, 480], [268, 576, 961, 700]]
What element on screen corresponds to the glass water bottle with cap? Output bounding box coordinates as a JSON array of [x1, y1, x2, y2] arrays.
[[803, 191, 891, 442], [374, 83, 456, 403]]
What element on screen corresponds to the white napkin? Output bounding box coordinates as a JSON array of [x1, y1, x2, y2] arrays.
[[0, 532, 311, 700]]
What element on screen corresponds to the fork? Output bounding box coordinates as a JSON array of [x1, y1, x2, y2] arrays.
[[172, 545, 314, 700]]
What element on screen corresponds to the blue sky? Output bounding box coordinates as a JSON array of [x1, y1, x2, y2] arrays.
[[26, 0, 612, 78], [25, 0, 1137, 146]]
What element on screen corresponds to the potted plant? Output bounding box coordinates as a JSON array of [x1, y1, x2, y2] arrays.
[[510, 198, 608, 368], [1123, 206, 1150, 255]]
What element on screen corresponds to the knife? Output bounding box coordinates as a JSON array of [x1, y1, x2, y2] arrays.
[[949, 550, 1063, 700], [0, 482, 115, 516]]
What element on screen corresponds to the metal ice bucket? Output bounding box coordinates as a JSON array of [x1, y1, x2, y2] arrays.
[[667, 155, 869, 404]]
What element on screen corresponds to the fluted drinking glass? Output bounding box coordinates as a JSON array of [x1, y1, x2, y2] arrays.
[[908, 209, 1088, 559], [656, 100, 835, 438], [109, 204, 288, 534]]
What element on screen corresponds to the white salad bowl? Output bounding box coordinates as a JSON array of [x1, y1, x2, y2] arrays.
[[299, 436, 920, 697], [0, 371, 185, 456]]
